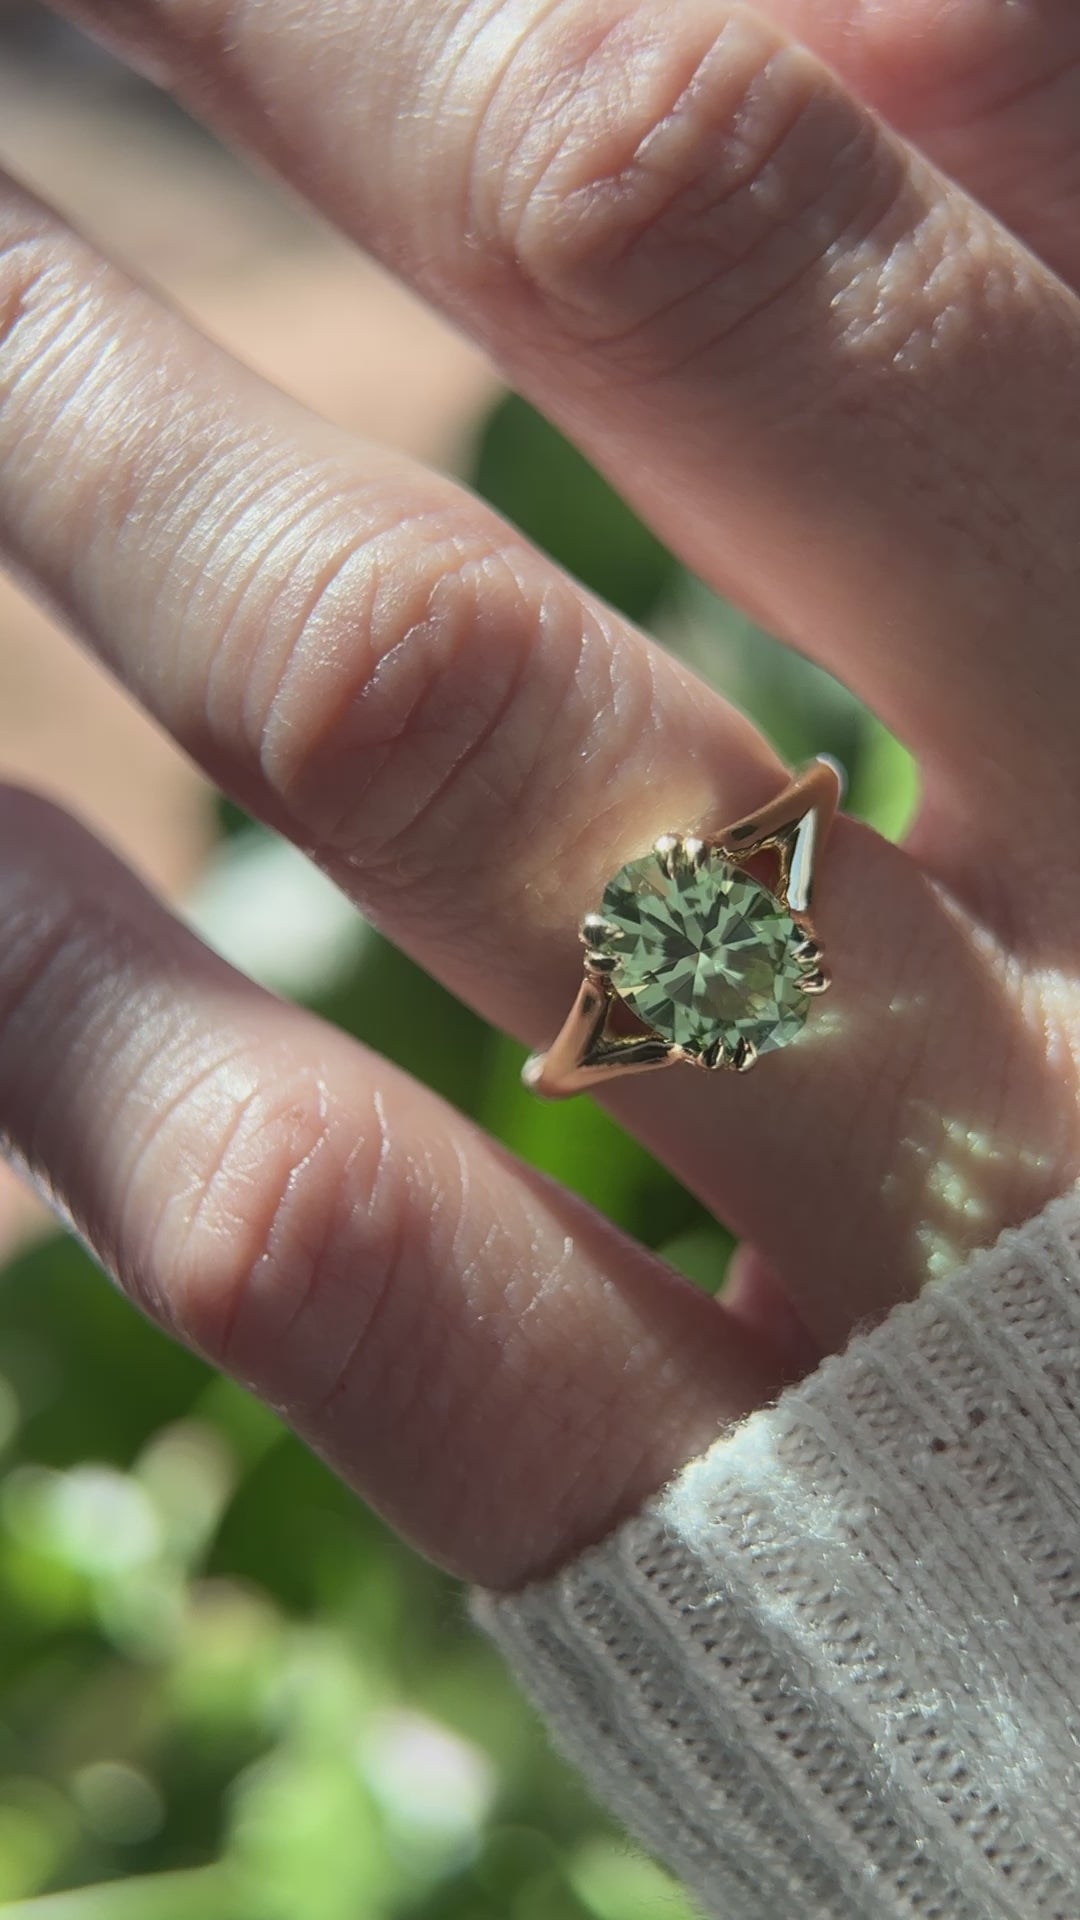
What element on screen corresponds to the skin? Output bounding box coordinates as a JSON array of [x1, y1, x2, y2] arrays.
[[3, 0, 1080, 1588]]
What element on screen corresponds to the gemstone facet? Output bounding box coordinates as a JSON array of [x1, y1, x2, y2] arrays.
[[594, 848, 810, 1059]]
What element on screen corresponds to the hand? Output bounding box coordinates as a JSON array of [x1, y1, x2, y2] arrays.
[[2, 0, 1079, 1590]]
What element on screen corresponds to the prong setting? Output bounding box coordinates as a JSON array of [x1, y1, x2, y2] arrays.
[[580, 912, 619, 949], [652, 833, 679, 880], [653, 833, 708, 881], [527, 760, 842, 1095]]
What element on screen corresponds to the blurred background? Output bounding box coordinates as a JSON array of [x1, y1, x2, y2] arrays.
[[0, 10, 918, 1916]]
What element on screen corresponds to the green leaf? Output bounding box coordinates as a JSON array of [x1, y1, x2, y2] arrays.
[[3, 1864, 249, 1920], [847, 713, 920, 841], [471, 395, 678, 621], [569, 1836, 700, 1920]]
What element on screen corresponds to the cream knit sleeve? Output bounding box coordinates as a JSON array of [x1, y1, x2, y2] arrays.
[[469, 1187, 1080, 1919]]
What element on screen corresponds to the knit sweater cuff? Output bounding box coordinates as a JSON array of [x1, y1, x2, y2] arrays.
[[469, 1188, 1080, 1920]]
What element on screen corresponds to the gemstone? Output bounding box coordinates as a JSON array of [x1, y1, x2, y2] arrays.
[[594, 848, 810, 1059]]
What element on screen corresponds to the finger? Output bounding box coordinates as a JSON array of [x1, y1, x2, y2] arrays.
[[0, 172, 1074, 1354], [0, 169, 777, 996], [720, 1244, 823, 1382], [0, 784, 782, 1586], [756, 0, 1080, 290], [56, 0, 1080, 859]]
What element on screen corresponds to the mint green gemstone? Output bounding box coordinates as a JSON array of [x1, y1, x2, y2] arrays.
[[597, 850, 809, 1058]]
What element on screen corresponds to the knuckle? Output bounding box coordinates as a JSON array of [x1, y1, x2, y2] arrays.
[[467, 0, 903, 368], [139, 1055, 323, 1357], [0, 223, 111, 531], [136, 1051, 387, 1370], [336, 552, 617, 926], [214, 492, 596, 916], [0, 217, 76, 381]]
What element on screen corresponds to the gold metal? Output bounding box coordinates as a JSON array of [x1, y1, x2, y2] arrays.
[[582, 913, 619, 946], [652, 834, 679, 881], [525, 755, 842, 1099], [731, 1036, 759, 1073]]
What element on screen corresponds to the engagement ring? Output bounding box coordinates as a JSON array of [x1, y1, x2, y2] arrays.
[[525, 756, 843, 1098]]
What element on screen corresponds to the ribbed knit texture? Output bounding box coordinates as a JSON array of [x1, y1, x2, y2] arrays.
[[469, 1188, 1080, 1919]]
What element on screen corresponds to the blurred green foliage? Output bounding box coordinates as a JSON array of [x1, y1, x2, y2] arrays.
[[0, 394, 917, 1916]]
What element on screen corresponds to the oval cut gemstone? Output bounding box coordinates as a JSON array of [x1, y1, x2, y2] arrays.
[[596, 850, 809, 1058]]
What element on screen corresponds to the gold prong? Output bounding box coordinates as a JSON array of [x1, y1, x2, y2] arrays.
[[580, 912, 619, 948], [584, 949, 620, 975], [653, 833, 679, 878], [731, 1037, 758, 1072], [792, 935, 821, 964], [521, 1052, 547, 1091], [795, 967, 830, 995], [702, 1037, 727, 1070], [654, 833, 708, 880]]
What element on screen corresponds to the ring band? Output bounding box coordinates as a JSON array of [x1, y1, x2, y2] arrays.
[[524, 756, 843, 1100]]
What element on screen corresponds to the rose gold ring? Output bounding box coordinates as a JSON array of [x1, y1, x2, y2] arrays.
[[525, 756, 843, 1100]]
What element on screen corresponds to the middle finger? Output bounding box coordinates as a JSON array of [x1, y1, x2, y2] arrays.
[[61, 0, 1080, 877]]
